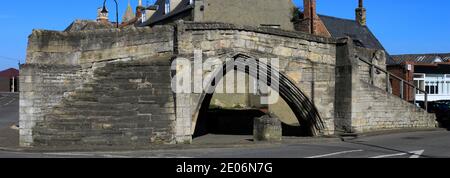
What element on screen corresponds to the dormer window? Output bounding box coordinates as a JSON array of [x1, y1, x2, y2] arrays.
[[434, 57, 443, 63], [165, 0, 170, 14]]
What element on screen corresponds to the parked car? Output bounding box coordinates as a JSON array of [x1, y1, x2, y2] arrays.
[[427, 100, 450, 128]]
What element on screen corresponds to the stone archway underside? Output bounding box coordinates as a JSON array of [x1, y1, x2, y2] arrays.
[[191, 55, 325, 137]]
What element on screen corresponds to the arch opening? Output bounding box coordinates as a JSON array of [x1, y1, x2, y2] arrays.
[[191, 54, 325, 140]]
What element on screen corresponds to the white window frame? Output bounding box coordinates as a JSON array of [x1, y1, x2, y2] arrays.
[[165, 0, 171, 14], [414, 73, 425, 94]]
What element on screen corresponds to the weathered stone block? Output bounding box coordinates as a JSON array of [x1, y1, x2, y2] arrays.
[[253, 113, 282, 142]]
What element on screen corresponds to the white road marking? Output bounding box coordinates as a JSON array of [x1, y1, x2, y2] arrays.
[[371, 150, 425, 158], [0, 96, 9, 103], [45, 152, 193, 158], [3, 98, 15, 106], [45, 152, 132, 158], [409, 150, 425, 158], [44, 153, 94, 157], [306, 150, 364, 158]]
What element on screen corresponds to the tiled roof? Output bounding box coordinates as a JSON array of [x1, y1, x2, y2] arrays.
[[319, 15, 385, 51], [319, 14, 393, 64], [0, 68, 19, 79], [391, 53, 450, 64], [64, 20, 114, 32], [140, 0, 193, 26]]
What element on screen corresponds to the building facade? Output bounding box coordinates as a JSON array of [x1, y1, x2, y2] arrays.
[[388, 54, 450, 102], [0, 68, 19, 92]]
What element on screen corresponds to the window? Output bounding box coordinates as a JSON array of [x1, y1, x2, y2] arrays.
[[165, 0, 170, 14], [414, 74, 425, 94], [434, 57, 443, 63], [425, 81, 439, 94]]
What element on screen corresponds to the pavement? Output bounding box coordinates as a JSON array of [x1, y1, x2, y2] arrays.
[[1, 92, 450, 158], [0, 93, 19, 149]]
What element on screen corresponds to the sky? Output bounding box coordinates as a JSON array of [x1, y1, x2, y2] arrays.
[[0, 0, 449, 71]]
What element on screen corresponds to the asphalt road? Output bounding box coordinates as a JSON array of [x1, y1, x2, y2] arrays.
[[0, 93, 19, 128], [0, 130, 449, 158], [0, 93, 19, 148]]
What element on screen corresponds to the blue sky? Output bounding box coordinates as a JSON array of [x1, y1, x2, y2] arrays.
[[0, 0, 449, 71]]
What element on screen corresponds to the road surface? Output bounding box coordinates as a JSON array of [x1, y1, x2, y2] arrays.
[[0, 93, 19, 148], [0, 130, 449, 158]]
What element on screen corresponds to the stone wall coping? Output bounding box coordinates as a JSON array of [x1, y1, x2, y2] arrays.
[[19, 64, 81, 73], [181, 21, 337, 44], [29, 25, 172, 38]]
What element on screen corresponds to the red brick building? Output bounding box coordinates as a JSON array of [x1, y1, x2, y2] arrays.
[[387, 54, 450, 102], [0, 68, 19, 92]]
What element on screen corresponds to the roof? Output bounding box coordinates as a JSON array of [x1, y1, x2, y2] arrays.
[[64, 20, 114, 32], [122, 2, 136, 23], [319, 15, 385, 50], [0, 68, 19, 79], [391, 53, 450, 65], [319, 15, 393, 64], [140, 0, 193, 26]]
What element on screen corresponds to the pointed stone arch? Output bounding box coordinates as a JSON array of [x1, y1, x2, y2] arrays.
[[187, 53, 325, 138]]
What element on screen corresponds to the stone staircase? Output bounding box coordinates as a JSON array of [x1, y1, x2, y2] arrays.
[[32, 59, 176, 147]]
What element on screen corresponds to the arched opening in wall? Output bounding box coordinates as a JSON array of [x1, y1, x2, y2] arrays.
[[192, 55, 324, 141]]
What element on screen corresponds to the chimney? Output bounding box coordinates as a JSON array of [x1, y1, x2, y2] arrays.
[[356, 0, 367, 26], [135, 0, 145, 20], [303, 0, 317, 34], [295, 0, 331, 37]]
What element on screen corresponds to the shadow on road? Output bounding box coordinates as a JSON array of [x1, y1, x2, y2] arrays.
[[343, 140, 434, 158]]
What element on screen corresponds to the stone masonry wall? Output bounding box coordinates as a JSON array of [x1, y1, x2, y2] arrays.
[[352, 47, 436, 132], [31, 57, 176, 147], [20, 25, 177, 147], [26, 26, 173, 65], [177, 22, 337, 135], [19, 64, 82, 147], [21, 21, 436, 148], [352, 80, 436, 132], [335, 37, 436, 133]]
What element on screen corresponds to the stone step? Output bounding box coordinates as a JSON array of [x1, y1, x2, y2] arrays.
[[59, 102, 137, 111], [33, 133, 154, 147], [48, 109, 139, 117]]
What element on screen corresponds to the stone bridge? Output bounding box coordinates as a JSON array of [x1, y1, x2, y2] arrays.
[[19, 22, 436, 148]]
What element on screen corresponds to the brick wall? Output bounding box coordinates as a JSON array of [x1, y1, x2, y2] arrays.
[[0, 78, 10, 92]]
